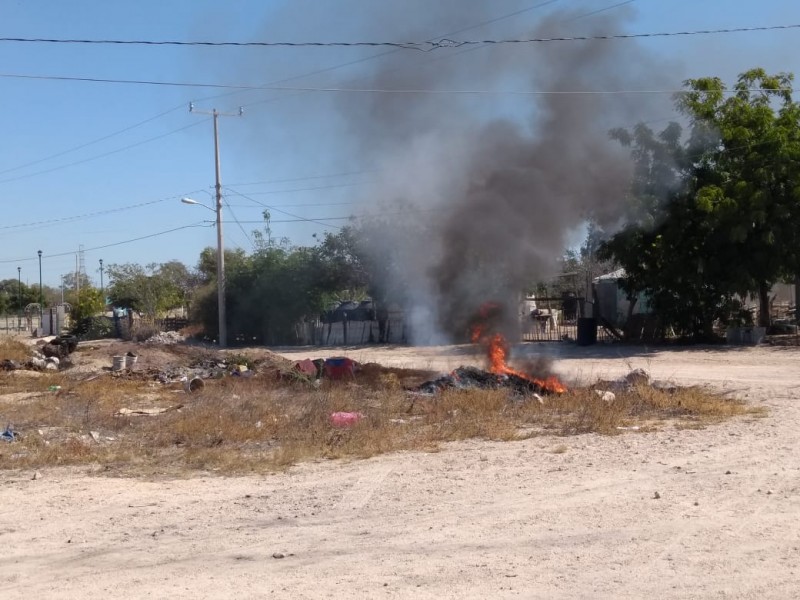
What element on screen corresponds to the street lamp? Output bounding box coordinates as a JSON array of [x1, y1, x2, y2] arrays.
[[37, 250, 43, 326], [181, 196, 226, 348]]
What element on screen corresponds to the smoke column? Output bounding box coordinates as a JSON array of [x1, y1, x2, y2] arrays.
[[248, 1, 678, 342]]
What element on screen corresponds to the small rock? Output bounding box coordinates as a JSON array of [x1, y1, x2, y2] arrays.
[[653, 491, 661, 500], [766, 490, 773, 495], [725, 470, 732, 475], [272, 552, 285, 559], [625, 368, 651, 386], [693, 501, 699, 506], [45, 363, 58, 371], [32, 471, 42, 480], [595, 390, 616, 403]]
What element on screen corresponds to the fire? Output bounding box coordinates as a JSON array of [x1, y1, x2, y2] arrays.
[[471, 307, 567, 395]]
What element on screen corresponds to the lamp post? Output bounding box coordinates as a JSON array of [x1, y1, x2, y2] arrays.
[[182, 196, 226, 347], [37, 250, 43, 326], [99, 259, 104, 299]]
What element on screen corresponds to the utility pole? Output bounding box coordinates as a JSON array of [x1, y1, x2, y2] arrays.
[[60, 275, 64, 303], [75, 254, 80, 306], [99, 259, 104, 298], [189, 102, 243, 348], [17, 266, 21, 330], [37, 250, 43, 328]]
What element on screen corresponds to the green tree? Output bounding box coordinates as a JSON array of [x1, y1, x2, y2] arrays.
[[676, 69, 800, 326], [106, 262, 192, 318], [0, 279, 39, 314], [600, 68, 800, 338]]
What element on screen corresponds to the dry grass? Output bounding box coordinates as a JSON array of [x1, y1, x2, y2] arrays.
[[0, 338, 30, 363], [0, 363, 760, 477]]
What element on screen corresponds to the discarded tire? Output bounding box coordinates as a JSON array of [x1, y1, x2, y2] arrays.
[[576, 318, 597, 346]]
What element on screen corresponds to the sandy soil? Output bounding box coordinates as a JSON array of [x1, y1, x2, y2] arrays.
[[1, 343, 799, 599]]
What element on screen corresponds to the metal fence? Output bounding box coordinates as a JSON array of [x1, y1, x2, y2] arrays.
[[0, 314, 41, 336]]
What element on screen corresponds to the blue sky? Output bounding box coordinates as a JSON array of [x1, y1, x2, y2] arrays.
[[1, 0, 798, 287]]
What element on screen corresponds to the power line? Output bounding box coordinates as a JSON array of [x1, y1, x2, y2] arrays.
[[225, 170, 374, 186], [566, 0, 638, 22], [1, 72, 790, 96], [1, 24, 795, 49], [223, 181, 370, 195], [225, 187, 343, 230], [0, 189, 208, 232], [0, 222, 213, 264], [223, 198, 255, 250], [0, 119, 208, 184], [0, 104, 185, 176], [227, 201, 358, 208]]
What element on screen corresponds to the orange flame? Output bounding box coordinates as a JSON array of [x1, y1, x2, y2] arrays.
[[473, 323, 567, 395]]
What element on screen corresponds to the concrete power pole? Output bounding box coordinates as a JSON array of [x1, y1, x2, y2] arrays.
[[189, 103, 243, 349]]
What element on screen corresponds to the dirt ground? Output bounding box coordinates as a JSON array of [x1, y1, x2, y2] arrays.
[[1, 342, 799, 599]]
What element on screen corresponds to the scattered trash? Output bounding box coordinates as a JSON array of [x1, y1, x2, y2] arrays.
[[616, 426, 640, 431], [1, 425, 18, 442], [184, 378, 205, 394], [89, 431, 101, 442], [0, 359, 19, 371], [29, 357, 46, 370], [595, 390, 616, 403], [116, 405, 183, 417], [144, 331, 185, 345], [32, 471, 41, 480], [324, 357, 357, 380], [48, 385, 62, 392], [294, 359, 318, 378], [330, 412, 365, 427]]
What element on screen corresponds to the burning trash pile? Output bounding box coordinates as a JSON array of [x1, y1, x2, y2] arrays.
[[413, 302, 567, 398]]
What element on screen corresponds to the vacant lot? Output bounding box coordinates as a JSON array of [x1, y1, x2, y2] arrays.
[[0, 343, 798, 599]]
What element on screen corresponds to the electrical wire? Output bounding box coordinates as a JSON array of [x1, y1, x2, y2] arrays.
[[0, 118, 209, 184], [0, 103, 185, 176], [223, 181, 370, 195], [1, 72, 790, 96], [224, 186, 343, 230], [223, 198, 256, 250], [1, 24, 794, 49], [0, 190, 206, 231], [566, 0, 638, 22], [0, 222, 213, 264], [225, 170, 374, 186]]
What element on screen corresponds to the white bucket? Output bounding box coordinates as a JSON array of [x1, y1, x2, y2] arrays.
[[125, 354, 138, 370], [112, 356, 124, 371]]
